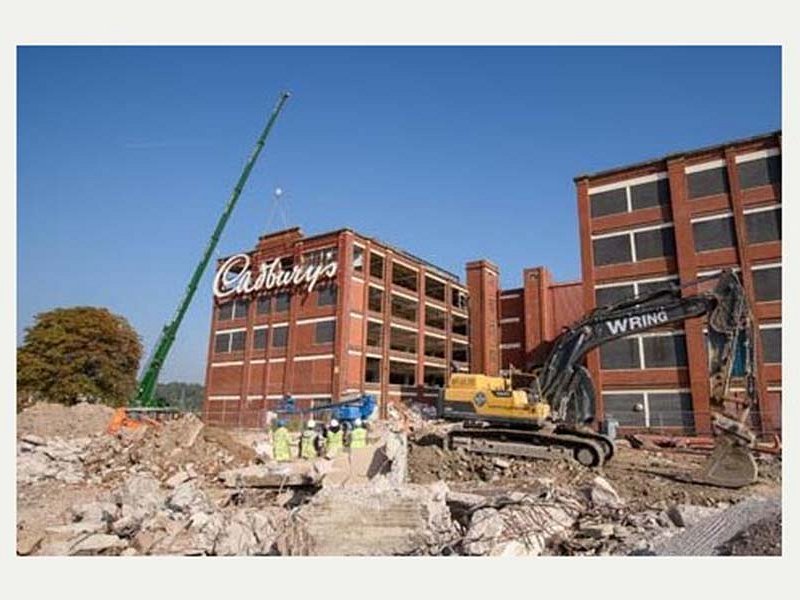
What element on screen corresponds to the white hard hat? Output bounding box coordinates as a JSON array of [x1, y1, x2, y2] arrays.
[[354, 418, 362, 427], [330, 419, 339, 427], [306, 419, 316, 429]]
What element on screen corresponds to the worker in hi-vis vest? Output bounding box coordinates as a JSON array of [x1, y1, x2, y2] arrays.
[[300, 419, 319, 459], [273, 419, 291, 462], [349, 418, 367, 449], [325, 419, 344, 459]]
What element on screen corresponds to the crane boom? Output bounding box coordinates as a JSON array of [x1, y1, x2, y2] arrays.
[[133, 91, 291, 407]]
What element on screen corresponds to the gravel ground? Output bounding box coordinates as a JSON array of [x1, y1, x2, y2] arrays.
[[716, 513, 782, 556]]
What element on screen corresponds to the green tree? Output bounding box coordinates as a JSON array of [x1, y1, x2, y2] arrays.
[[17, 306, 143, 407]]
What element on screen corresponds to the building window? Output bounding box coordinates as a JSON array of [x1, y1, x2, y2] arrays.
[[451, 342, 469, 363], [630, 178, 670, 211], [590, 188, 627, 218], [424, 366, 446, 387], [424, 335, 446, 359], [388, 360, 416, 386], [637, 278, 678, 298], [595, 277, 678, 308], [692, 215, 737, 252], [760, 325, 781, 364], [256, 296, 271, 315], [752, 266, 781, 302], [391, 294, 418, 322], [392, 262, 418, 292], [303, 247, 337, 266], [215, 330, 246, 354], [452, 314, 468, 337], [452, 289, 468, 310], [425, 305, 446, 330], [368, 287, 383, 313], [425, 276, 446, 302], [738, 155, 780, 190], [596, 284, 635, 307], [218, 298, 248, 321], [687, 167, 729, 199], [272, 325, 288, 348], [602, 393, 646, 427], [593, 234, 632, 267], [642, 333, 688, 368], [599, 338, 640, 370], [314, 321, 336, 344], [275, 292, 290, 312], [353, 245, 364, 274], [603, 390, 694, 429], [317, 286, 337, 307], [280, 256, 294, 271], [230, 330, 246, 352], [745, 207, 781, 244], [389, 327, 417, 354], [370, 253, 384, 280], [366, 321, 383, 347], [634, 226, 675, 260], [365, 357, 381, 383], [253, 328, 268, 350]]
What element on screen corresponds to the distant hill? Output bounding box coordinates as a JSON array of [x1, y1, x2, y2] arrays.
[[155, 381, 204, 412]]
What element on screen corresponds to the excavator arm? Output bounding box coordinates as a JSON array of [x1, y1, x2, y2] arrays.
[[530, 269, 759, 488]]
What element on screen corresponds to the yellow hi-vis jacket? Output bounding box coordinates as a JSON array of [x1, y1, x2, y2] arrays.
[[350, 426, 367, 449], [325, 429, 343, 458], [273, 426, 291, 461], [300, 429, 317, 459]]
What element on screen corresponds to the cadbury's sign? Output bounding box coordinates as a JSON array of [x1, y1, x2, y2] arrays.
[[213, 253, 338, 299]]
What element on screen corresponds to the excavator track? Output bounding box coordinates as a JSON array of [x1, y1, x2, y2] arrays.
[[445, 425, 607, 468]]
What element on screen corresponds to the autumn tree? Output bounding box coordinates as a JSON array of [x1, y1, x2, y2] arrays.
[[17, 307, 143, 407]]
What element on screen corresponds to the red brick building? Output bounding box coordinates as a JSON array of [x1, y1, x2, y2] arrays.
[[575, 131, 781, 435], [203, 227, 472, 426]]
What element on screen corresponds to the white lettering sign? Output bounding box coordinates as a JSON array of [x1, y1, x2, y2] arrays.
[[213, 253, 338, 299], [606, 310, 668, 336]]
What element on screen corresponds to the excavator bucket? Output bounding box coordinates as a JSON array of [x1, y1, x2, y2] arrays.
[[691, 435, 758, 489]]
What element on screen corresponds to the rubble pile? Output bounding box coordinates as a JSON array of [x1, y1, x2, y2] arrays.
[[17, 402, 115, 438]]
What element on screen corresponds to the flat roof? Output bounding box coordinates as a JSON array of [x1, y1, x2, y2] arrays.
[[573, 130, 781, 182]]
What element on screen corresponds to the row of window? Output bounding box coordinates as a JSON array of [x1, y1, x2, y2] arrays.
[[217, 286, 337, 321], [364, 357, 448, 387], [599, 325, 781, 370], [367, 287, 469, 334], [213, 322, 333, 354], [365, 322, 469, 360], [592, 206, 781, 267], [589, 155, 781, 218]]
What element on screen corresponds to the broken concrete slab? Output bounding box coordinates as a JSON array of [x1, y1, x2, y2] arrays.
[[218, 463, 328, 488], [666, 504, 725, 528], [167, 481, 215, 515], [113, 473, 165, 515], [69, 533, 128, 555], [581, 476, 623, 509]]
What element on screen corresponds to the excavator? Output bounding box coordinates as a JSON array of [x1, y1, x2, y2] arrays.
[[437, 269, 760, 489]]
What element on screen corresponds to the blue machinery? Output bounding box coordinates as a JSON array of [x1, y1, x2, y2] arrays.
[[276, 393, 376, 425]]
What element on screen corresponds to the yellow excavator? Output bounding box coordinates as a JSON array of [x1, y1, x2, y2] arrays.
[[437, 269, 759, 488]]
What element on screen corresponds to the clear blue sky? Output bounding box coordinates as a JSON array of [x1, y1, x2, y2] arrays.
[[17, 46, 780, 383]]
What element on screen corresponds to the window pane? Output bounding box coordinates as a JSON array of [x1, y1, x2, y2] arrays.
[[595, 285, 635, 307], [389, 327, 417, 354], [593, 235, 632, 266], [590, 188, 628, 218], [365, 357, 381, 383], [391, 294, 418, 322], [317, 286, 337, 307], [253, 328, 268, 350], [424, 335, 446, 359], [642, 334, 687, 368], [230, 331, 246, 352], [599, 337, 640, 369], [451, 343, 469, 363], [366, 321, 382, 347], [214, 333, 230, 353], [687, 167, 729, 199], [746, 208, 781, 244], [353, 246, 364, 273], [275, 293, 290, 312], [425, 305, 447, 330], [217, 302, 233, 321], [648, 392, 694, 429], [693, 217, 736, 252], [425, 276, 446, 301], [637, 278, 678, 299], [315, 321, 336, 344], [370, 253, 384, 279], [452, 289, 468, 310], [272, 326, 288, 347], [634, 227, 676, 260], [630, 178, 670, 211], [452, 314, 468, 337], [368, 287, 383, 312], [753, 267, 781, 302], [388, 361, 416, 386], [738, 156, 781, 189], [256, 296, 271, 315], [392, 263, 418, 292], [760, 327, 781, 363], [233, 299, 249, 319], [603, 393, 646, 427]]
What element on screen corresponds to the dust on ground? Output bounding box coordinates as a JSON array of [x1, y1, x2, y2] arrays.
[[17, 402, 115, 439]]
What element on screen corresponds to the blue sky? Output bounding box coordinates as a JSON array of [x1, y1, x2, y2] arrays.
[[17, 46, 780, 383]]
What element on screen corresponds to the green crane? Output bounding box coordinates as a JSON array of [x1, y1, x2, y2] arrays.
[[133, 91, 291, 408]]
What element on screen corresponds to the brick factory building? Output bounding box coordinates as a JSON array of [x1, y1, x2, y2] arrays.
[[203, 227, 479, 427], [575, 131, 781, 435]]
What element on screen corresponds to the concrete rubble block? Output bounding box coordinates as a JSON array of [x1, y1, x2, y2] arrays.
[[578, 523, 616, 539], [666, 504, 724, 529], [114, 473, 166, 516], [463, 508, 506, 555], [17, 531, 44, 556], [46, 521, 108, 537], [214, 515, 259, 556], [69, 533, 129, 556], [165, 470, 192, 489], [69, 502, 119, 525], [278, 480, 455, 556], [218, 463, 329, 488], [167, 481, 216, 515], [582, 476, 624, 509], [20, 434, 46, 447]]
